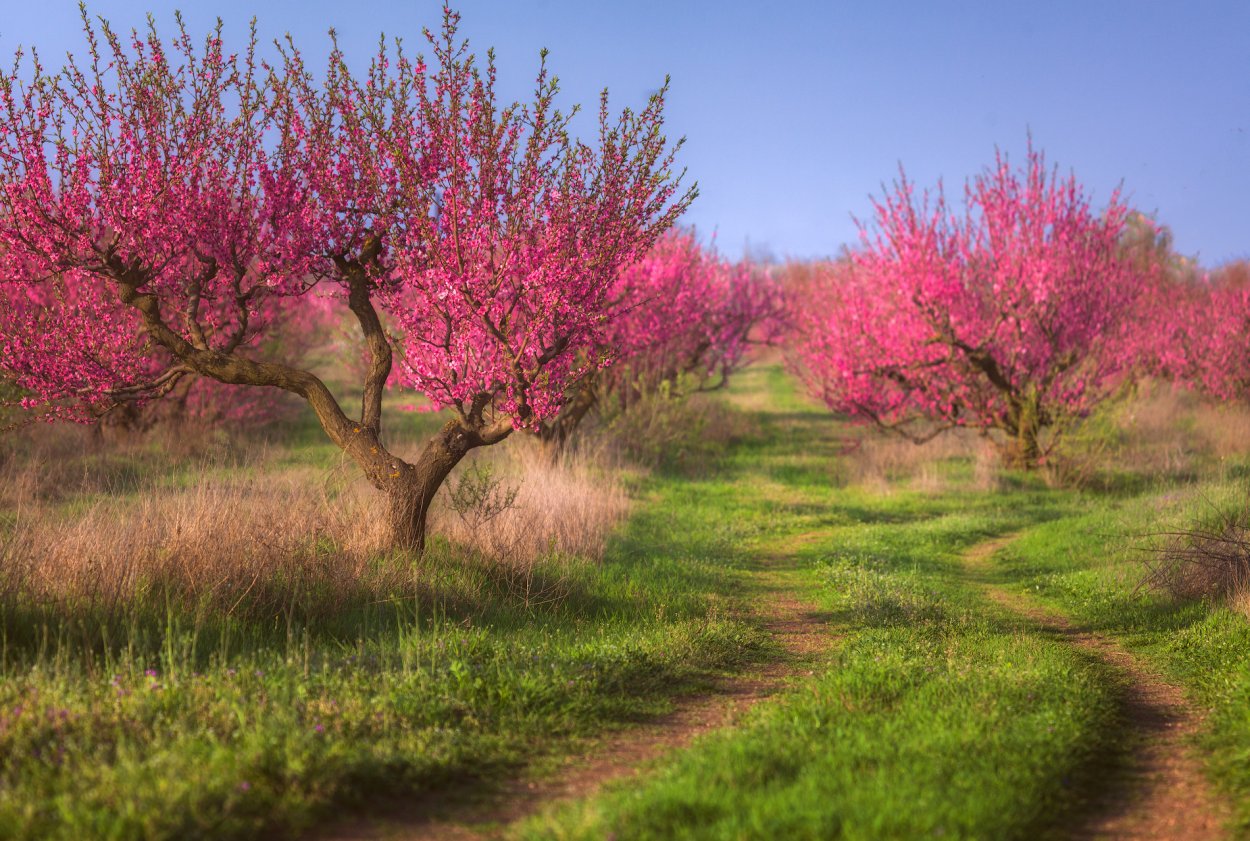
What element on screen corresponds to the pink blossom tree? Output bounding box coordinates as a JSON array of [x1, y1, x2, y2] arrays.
[[1194, 263, 1250, 402], [1147, 261, 1250, 403], [0, 7, 693, 550], [532, 229, 784, 448], [624, 232, 785, 393], [1109, 213, 1250, 405], [793, 145, 1148, 468], [0, 277, 332, 432]]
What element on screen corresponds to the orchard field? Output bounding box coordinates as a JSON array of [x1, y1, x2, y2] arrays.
[[5, 362, 1250, 840], [2, 3, 1250, 840]]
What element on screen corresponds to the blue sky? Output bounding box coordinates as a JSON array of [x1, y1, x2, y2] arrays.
[[3, 1, 1247, 264]]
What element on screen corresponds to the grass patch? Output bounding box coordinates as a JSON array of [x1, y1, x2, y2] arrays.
[[521, 505, 1122, 840], [0, 422, 770, 840], [520, 369, 1125, 840], [5, 363, 1250, 838], [992, 481, 1250, 833]]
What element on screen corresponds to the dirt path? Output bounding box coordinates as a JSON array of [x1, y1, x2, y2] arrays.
[[318, 553, 832, 841], [963, 535, 1229, 841]]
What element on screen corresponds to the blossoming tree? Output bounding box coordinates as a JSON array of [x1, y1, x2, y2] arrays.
[[1106, 213, 1250, 406], [0, 7, 693, 550], [1148, 261, 1250, 403], [612, 231, 784, 396], [533, 229, 785, 448], [793, 145, 1147, 468]]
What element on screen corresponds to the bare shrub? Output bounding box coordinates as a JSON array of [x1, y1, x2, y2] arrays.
[[445, 463, 521, 532], [1141, 500, 1250, 602]]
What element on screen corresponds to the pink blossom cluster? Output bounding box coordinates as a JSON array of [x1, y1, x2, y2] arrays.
[[0, 15, 317, 421], [271, 8, 691, 428], [1107, 213, 1250, 406], [1143, 261, 1250, 403], [1, 273, 146, 419]]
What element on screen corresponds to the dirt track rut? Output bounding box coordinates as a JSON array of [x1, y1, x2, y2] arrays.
[[963, 535, 1228, 841]]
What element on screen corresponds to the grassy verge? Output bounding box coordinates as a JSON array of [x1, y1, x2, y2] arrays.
[[0, 415, 772, 840], [6, 364, 1250, 839], [992, 480, 1250, 832], [519, 367, 1128, 840]]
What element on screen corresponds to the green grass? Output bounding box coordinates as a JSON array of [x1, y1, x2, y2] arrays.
[[518, 368, 1250, 839], [992, 483, 1250, 833], [520, 371, 1126, 839], [521, 538, 1124, 838], [5, 364, 1250, 839], [0, 418, 774, 839]]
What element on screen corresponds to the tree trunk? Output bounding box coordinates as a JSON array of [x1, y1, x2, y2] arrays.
[[1004, 425, 1041, 470], [110, 246, 523, 556], [533, 379, 598, 456], [381, 416, 514, 553], [158, 375, 196, 428], [386, 439, 466, 554], [95, 400, 147, 443], [1003, 396, 1043, 470], [387, 478, 438, 555]]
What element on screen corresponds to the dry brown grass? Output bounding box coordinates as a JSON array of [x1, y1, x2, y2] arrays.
[[432, 438, 630, 564], [1067, 383, 1250, 482], [845, 429, 1003, 493], [840, 382, 1250, 493], [1190, 405, 1250, 465], [0, 419, 264, 508], [0, 432, 630, 622], [1229, 586, 1250, 620], [0, 470, 395, 621]]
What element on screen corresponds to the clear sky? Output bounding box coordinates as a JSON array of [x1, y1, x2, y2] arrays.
[[2, 1, 1247, 265]]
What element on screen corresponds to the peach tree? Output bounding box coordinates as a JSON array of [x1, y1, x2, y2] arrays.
[[0, 7, 693, 550], [794, 145, 1147, 468]]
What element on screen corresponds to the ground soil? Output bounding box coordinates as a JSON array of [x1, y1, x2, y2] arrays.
[[963, 535, 1230, 841], [318, 531, 1229, 840], [315, 552, 833, 841]]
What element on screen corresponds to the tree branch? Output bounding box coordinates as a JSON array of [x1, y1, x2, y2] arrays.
[[338, 235, 392, 437]]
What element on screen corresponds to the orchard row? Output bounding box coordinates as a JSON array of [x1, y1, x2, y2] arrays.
[[0, 5, 1242, 548]]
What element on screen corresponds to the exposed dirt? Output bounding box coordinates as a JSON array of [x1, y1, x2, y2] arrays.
[[315, 554, 833, 841], [963, 535, 1230, 841]]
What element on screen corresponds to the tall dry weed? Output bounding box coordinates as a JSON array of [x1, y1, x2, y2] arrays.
[[1, 470, 392, 621], [0, 420, 264, 508], [1078, 382, 1250, 481], [1228, 585, 1250, 621], [846, 429, 1002, 493], [0, 433, 630, 621], [432, 439, 629, 565]]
